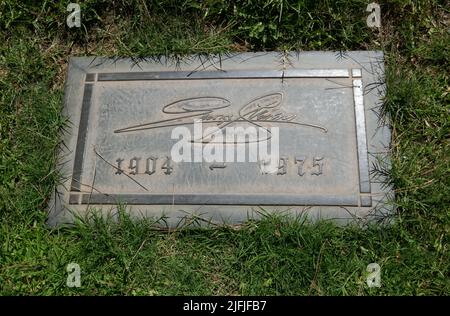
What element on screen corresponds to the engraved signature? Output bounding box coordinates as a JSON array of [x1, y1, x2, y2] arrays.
[[114, 93, 327, 143]]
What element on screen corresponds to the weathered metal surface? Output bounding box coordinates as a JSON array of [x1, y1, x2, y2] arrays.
[[47, 52, 392, 227]]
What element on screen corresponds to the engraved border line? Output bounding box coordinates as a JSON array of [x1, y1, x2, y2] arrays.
[[96, 69, 350, 81], [69, 68, 372, 208], [352, 72, 372, 205], [70, 80, 93, 192], [70, 193, 359, 206]]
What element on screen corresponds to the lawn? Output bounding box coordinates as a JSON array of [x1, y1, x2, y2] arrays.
[[0, 0, 449, 295]]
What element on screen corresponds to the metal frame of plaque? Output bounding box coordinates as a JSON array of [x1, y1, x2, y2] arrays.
[[47, 52, 392, 227]]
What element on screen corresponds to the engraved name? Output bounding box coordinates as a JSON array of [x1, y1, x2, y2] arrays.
[[113, 93, 327, 142]]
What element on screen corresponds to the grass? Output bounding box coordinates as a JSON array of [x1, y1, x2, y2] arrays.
[[0, 0, 449, 295]]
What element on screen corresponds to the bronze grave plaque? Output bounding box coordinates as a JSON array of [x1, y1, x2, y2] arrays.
[[48, 52, 392, 227]]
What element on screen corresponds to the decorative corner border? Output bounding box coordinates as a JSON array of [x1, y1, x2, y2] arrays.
[[68, 68, 372, 207]]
